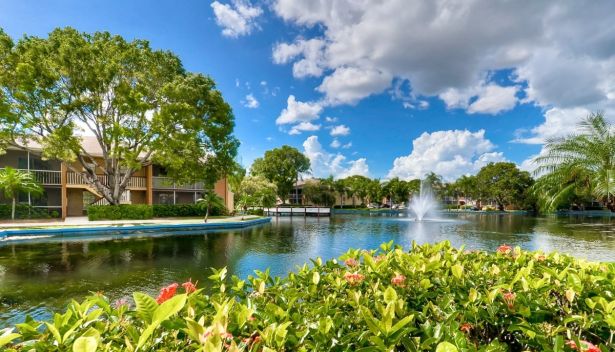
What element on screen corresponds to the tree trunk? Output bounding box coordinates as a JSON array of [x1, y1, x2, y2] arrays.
[[11, 197, 16, 220], [204, 206, 209, 223]]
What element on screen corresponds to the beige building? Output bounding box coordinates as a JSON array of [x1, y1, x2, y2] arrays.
[[0, 137, 233, 219]]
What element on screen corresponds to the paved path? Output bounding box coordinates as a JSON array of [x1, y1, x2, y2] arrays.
[[0, 215, 261, 229]]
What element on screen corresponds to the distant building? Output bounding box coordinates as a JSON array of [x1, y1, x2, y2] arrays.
[[0, 137, 233, 218]]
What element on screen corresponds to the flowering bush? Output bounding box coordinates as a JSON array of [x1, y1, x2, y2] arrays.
[[2, 241, 614, 351]]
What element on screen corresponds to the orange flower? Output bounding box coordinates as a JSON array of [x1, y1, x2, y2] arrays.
[[156, 283, 178, 304], [566, 340, 600, 352], [182, 279, 197, 294], [459, 323, 473, 333], [345, 258, 359, 267], [502, 291, 516, 308], [391, 274, 406, 287], [536, 254, 546, 261], [496, 244, 513, 254], [344, 272, 365, 285]]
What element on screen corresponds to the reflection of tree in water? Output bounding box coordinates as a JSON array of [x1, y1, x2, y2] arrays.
[[534, 216, 615, 242], [457, 213, 538, 234]]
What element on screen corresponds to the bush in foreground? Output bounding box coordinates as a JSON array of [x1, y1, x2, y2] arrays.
[[2, 241, 614, 351]]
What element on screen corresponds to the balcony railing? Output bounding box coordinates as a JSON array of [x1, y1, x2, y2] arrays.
[[0, 168, 61, 185], [153, 176, 204, 190], [67, 172, 147, 189]]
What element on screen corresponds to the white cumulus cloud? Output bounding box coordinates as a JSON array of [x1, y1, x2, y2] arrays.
[[276, 95, 323, 125], [211, 0, 262, 37], [330, 124, 350, 136], [387, 129, 505, 181], [303, 136, 369, 178], [289, 122, 321, 135], [242, 93, 259, 108]]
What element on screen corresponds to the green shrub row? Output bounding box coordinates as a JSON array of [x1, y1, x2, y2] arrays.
[[3, 241, 613, 351], [87, 204, 153, 220], [87, 203, 228, 220], [152, 203, 226, 218], [0, 204, 59, 219]]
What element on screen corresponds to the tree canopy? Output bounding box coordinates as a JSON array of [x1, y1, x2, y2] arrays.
[[0, 27, 238, 204], [236, 176, 277, 209], [250, 145, 310, 203], [476, 162, 534, 210]]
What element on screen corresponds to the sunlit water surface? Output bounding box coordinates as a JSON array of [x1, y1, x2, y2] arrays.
[[1, 213, 615, 325]]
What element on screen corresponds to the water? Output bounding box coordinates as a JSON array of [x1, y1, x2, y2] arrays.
[[1, 213, 615, 326], [409, 180, 439, 221]]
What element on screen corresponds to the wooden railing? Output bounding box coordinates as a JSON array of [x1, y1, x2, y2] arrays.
[[152, 176, 204, 190], [0, 168, 61, 185], [91, 191, 131, 205], [67, 172, 146, 189]]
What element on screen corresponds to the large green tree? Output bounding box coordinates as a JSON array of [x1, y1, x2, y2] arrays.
[[476, 162, 534, 210], [250, 145, 310, 204], [0, 167, 43, 219], [236, 176, 277, 210], [0, 28, 238, 205], [533, 112, 615, 211]]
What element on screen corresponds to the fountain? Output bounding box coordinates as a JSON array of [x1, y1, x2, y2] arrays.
[[409, 180, 439, 221]]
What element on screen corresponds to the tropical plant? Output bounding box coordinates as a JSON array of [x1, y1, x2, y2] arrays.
[[476, 162, 534, 211], [197, 188, 226, 222], [302, 179, 336, 206], [0, 167, 43, 219], [533, 112, 615, 212], [3, 241, 614, 351]]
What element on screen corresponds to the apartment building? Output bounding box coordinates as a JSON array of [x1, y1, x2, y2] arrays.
[[0, 137, 233, 219]]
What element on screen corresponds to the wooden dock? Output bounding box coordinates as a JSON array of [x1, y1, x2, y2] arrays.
[[264, 207, 331, 217]]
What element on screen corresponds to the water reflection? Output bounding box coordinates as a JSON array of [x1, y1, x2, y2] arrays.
[[1, 213, 615, 325]]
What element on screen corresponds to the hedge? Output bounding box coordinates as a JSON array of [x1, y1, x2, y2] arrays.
[[0, 204, 58, 219], [87, 204, 153, 220], [87, 204, 227, 220], [2, 241, 613, 351], [153, 203, 226, 218]]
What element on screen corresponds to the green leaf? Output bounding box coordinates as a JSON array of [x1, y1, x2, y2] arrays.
[[435, 341, 458, 352], [383, 286, 398, 305], [0, 329, 20, 348], [133, 292, 157, 324], [72, 336, 98, 352], [451, 264, 463, 279], [312, 271, 320, 285], [152, 294, 187, 323], [44, 322, 63, 344]]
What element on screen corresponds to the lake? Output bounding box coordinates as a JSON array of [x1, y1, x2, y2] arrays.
[[1, 212, 615, 326]]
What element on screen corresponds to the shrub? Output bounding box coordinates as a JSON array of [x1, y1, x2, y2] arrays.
[[87, 204, 153, 220], [246, 208, 264, 216], [0, 204, 51, 219], [152, 203, 227, 218], [3, 241, 614, 351]]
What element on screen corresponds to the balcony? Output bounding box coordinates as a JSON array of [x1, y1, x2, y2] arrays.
[[0, 168, 61, 185], [67, 172, 147, 190], [152, 176, 204, 191]]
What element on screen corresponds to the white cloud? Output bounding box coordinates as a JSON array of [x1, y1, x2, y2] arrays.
[[271, 0, 615, 123], [325, 116, 338, 123], [330, 139, 341, 148], [242, 93, 259, 108], [330, 124, 350, 136], [289, 122, 321, 135], [273, 38, 327, 78], [276, 95, 323, 125], [303, 136, 369, 178], [387, 129, 505, 181], [342, 142, 352, 149], [211, 0, 262, 37]]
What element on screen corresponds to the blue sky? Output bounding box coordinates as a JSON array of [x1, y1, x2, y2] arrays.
[[1, 1, 614, 180]]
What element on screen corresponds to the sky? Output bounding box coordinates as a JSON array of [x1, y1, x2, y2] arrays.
[[1, 0, 614, 181]]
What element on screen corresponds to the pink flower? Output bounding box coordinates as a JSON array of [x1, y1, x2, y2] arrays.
[[113, 298, 129, 309], [344, 272, 365, 286], [373, 255, 385, 263], [182, 279, 197, 294], [156, 283, 178, 304], [502, 291, 516, 308], [345, 258, 359, 267], [566, 340, 600, 352], [459, 323, 473, 334], [496, 244, 513, 254], [391, 274, 406, 287]]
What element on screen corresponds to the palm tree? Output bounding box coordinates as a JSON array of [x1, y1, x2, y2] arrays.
[[0, 167, 44, 220], [196, 189, 225, 223], [533, 112, 615, 211]]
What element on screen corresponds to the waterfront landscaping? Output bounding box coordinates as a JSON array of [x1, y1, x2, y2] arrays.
[[1, 241, 613, 351]]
